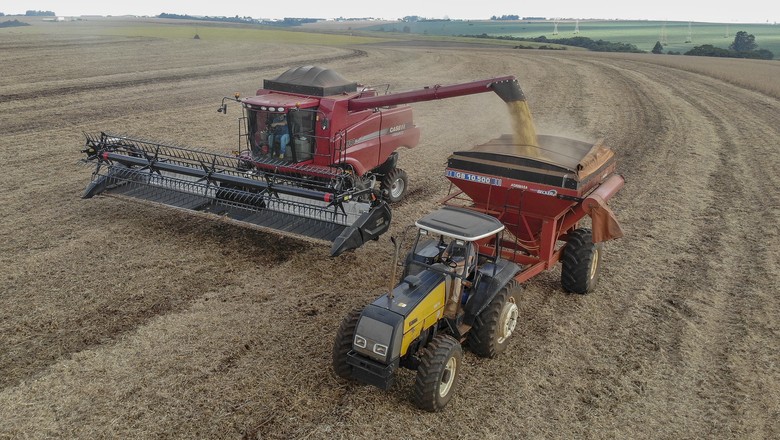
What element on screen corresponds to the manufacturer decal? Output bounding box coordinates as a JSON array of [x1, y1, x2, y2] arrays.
[[446, 170, 502, 186], [388, 124, 406, 134], [534, 188, 558, 196]]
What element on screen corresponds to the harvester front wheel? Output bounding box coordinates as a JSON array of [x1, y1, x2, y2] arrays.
[[413, 334, 462, 412], [561, 228, 603, 294], [381, 168, 408, 203], [468, 280, 521, 358], [332, 308, 363, 380]]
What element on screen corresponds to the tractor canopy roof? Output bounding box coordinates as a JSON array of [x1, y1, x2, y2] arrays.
[[263, 65, 358, 97], [415, 206, 504, 242]]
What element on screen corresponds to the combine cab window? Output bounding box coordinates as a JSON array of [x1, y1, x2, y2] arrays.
[[246, 108, 316, 162], [288, 109, 316, 162]]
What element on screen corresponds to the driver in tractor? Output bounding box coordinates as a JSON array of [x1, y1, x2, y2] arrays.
[[440, 239, 477, 319]]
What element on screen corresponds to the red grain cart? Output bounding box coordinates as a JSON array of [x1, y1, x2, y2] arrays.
[[442, 134, 624, 293]]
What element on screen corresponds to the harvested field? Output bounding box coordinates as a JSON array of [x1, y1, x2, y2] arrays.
[[1, 26, 779, 439]]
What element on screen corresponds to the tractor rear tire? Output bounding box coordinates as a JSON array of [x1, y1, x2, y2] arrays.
[[413, 334, 462, 412], [381, 168, 408, 203], [468, 280, 521, 358], [561, 228, 603, 294], [332, 308, 362, 380]]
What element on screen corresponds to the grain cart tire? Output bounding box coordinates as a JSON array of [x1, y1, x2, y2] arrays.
[[561, 228, 603, 294], [413, 334, 462, 412], [468, 280, 521, 358], [332, 308, 363, 380], [381, 168, 408, 203]]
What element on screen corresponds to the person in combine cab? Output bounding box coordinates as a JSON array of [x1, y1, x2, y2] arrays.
[[268, 113, 290, 160]]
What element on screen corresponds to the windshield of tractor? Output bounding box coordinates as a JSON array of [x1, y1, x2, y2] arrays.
[[247, 108, 316, 162], [405, 231, 479, 278]]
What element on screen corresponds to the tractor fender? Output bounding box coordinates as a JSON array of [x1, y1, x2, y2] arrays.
[[462, 259, 521, 326]]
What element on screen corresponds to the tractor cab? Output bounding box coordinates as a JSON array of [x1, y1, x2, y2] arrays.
[[403, 206, 511, 319], [406, 206, 505, 276]]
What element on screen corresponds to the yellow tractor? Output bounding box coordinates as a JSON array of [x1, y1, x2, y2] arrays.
[[332, 206, 522, 411]]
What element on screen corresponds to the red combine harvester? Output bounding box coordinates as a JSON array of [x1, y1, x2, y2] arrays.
[[333, 135, 624, 411], [81, 66, 526, 255]]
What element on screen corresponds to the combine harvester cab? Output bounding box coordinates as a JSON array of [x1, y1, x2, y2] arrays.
[[81, 66, 530, 256]]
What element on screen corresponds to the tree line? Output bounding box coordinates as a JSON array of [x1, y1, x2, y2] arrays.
[[158, 13, 318, 26], [464, 33, 644, 53], [653, 31, 773, 60]]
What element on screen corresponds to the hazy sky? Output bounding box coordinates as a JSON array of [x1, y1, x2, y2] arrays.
[[3, 0, 778, 23]]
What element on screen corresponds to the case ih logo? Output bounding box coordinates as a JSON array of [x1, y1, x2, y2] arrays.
[[446, 170, 502, 186], [388, 124, 407, 134]]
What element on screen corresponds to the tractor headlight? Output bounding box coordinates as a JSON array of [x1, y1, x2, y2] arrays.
[[354, 335, 367, 349], [373, 343, 388, 356]]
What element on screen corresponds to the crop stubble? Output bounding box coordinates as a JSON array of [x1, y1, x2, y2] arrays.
[[0, 31, 778, 439]]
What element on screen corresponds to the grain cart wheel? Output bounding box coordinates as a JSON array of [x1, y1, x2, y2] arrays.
[[381, 168, 408, 203], [413, 334, 463, 412], [468, 280, 521, 358], [561, 228, 603, 294], [332, 308, 363, 380]]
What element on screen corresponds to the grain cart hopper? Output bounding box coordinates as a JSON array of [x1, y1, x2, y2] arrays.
[[80, 66, 527, 256], [333, 134, 624, 411]]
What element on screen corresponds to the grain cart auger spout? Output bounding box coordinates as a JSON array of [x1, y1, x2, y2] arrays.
[[79, 66, 527, 256]]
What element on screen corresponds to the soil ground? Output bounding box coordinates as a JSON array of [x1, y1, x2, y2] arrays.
[[1, 30, 779, 439]]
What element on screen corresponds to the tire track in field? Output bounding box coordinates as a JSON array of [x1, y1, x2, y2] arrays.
[[578, 57, 779, 436], [650, 66, 780, 436], [0, 49, 367, 105]]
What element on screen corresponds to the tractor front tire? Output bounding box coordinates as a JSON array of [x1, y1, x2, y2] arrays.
[[468, 280, 521, 358], [332, 308, 362, 380], [381, 168, 408, 203], [561, 228, 603, 294], [413, 334, 462, 412]]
